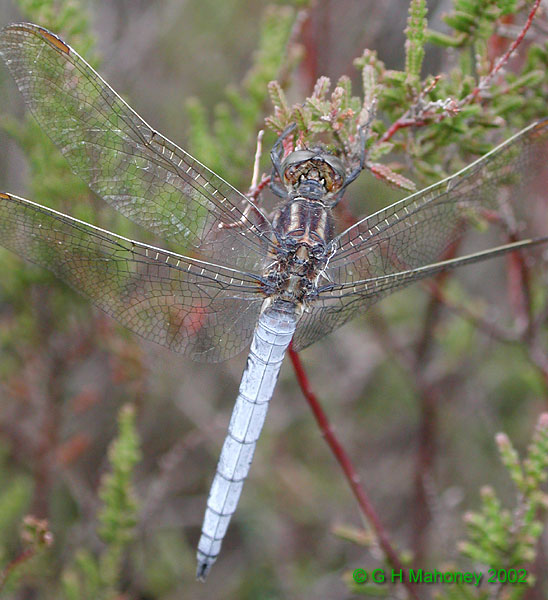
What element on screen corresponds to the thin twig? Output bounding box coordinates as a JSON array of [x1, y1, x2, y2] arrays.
[[288, 346, 421, 600], [488, 0, 541, 80], [378, 1, 541, 148], [0, 547, 36, 592], [380, 117, 427, 145], [410, 266, 452, 562], [251, 129, 264, 190], [460, 0, 542, 106], [0, 517, 53, 592], [247, 129, 271, 203], [248, 174, 271, 202], [277, 8, 311, 89], [379, 77, 441, 141]]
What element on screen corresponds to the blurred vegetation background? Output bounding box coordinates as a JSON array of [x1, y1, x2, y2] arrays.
[[0, 0, 547, 598]]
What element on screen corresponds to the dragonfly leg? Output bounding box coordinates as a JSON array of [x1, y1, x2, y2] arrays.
[[270, 123, 297, 186], [333, 126, 367, 205], [328, 127, 367, 207], [270, 180, 287, 198]]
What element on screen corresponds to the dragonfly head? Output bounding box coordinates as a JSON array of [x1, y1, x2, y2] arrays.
[[281, 150, 346, 201]]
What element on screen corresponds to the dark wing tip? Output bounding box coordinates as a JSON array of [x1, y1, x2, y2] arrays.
[[1, 22, 70, 55], [531, 118, 548, 138]]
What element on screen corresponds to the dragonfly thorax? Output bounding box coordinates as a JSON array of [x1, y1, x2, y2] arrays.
[[272, 198, 334, 251], [265, 198, 334, 304]]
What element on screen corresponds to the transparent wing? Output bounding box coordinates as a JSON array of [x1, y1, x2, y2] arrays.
[[293, 120, 548, 350], [293, 237, 548, 350], [0, 192, 266, 362], [0, 23, 272, 271]]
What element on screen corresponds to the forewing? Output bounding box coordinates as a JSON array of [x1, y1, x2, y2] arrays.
[[0, 192, 265, 362], [293, 120, 548, 350], [0, 23, 272, 271]]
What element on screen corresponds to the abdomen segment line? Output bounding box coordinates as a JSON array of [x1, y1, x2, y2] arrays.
[[196, 301, 297, 580]]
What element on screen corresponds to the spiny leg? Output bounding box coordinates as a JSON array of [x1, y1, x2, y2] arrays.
[[332, 126, 368, 206], [270, 123, 297, 198]]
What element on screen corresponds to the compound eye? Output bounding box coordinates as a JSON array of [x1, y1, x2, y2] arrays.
[[322, 156, 346, 191], [283, 164, 300, 186], [326, 156, 345, 178], [282, 150, 316, 169], [319, 164, 345, 193]]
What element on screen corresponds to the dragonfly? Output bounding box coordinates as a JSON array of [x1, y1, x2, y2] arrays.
[[1, 23, 547, 580]]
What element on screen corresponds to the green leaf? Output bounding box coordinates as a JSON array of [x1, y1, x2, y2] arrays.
[[405, 0, 428, 80]]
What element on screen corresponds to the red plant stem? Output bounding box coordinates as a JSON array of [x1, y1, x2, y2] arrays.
[[299, 8, 319, 93], [462, 0, 541, 105], [379, 77, 442, 144], [507, 241, 533, 330], [0, 548, 36, 592], [380, 118, 427, 145], [248, 175, 271, 201], [528, 343, 548, 396], [410, 272, 453, 562], [506, 235, 548, 398], [488, 0, 540, 80], [288, 346, 421, 600], [379, 2, 540, 147]]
